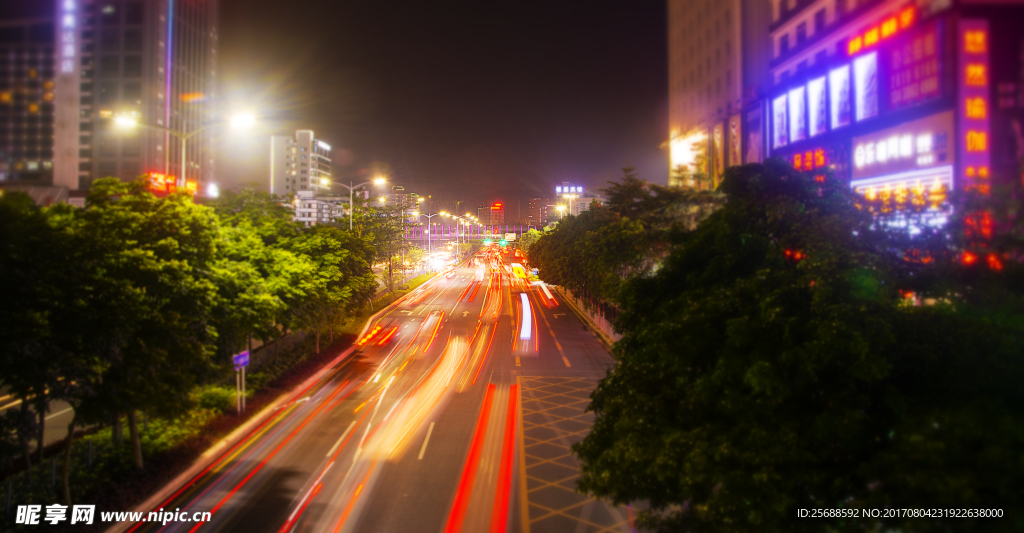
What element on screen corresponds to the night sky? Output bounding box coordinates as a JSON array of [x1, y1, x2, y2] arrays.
[[3, 1, 668, 217], [219, 0, 668, 216]]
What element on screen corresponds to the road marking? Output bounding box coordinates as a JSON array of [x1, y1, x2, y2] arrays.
[[45, 407, 73, 420], [401, 310, 413, 315], [515, 357, 520, 367], [562, 357, 571, 367], [553, 313, 565, 319], [417, 421, 435, 460], [463, 311, 470, 317], [327, 421, 357, 457]]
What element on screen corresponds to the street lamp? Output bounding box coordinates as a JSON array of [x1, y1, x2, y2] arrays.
[[327, 176, 387, 230], [113, 112, 254, 190], [417, 212, 442, 263], [556, 204, 567, 219]]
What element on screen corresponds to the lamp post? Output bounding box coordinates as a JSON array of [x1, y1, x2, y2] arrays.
[[327, 176, 387, 230], [114, 113, 254, 190], [556, 204, 567, 220], [417, 212, 442, 267]]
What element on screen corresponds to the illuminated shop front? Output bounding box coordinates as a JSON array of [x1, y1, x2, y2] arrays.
[[764, 0, 1024, 227]]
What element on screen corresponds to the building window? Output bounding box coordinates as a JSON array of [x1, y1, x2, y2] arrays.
[[123, 81, 141, 100], [814, 9, 826, 33], [780, 34, 790, 56], [97, 81, 116, 104], [99, 55, 118, 77], [796, 22, 807, 45], [123, 56, 141, 77], [124, 29, 142, 51], [100, 28, 118, 51], [125, 2, 143, 24]]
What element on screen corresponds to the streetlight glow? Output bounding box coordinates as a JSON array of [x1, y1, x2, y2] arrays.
[[207, 183, 220, 198], [114, 115, 138, 128], [373, 176, 386, 186], [230, 113, 256, 129]]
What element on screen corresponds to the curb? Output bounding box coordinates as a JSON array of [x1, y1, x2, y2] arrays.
[[550, 286, 617, 354], [106, 279, 434, 533]]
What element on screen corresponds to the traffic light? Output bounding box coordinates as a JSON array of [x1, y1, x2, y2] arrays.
[[500, 239, 507, 246], [483, 239, 492, 245]]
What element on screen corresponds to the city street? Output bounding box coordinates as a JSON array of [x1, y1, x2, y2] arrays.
[[123, 249, 630, 533]]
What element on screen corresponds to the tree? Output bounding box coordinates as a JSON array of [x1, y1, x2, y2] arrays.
[[573, 161, 1024, 532], [66, 179, 220, 474], [288, 226, 376, 352], [530, 166, 722, 305], [519, 228, 544, 255]]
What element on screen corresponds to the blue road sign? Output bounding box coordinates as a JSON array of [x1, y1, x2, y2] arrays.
[[233, 351, 250, 368]]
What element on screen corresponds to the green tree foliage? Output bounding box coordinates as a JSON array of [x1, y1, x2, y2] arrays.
[[529, 166, 722, 304], [518, 228, 544, 255], [288, 226, 376, 352], [0, 178, 380, 502], [573, 161, 1024, 532]]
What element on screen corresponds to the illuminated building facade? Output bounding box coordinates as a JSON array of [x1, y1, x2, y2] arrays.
[[667, 0, 772, 187], [478, 202, 505, 227], [0, 18, 55, 184], [269, 130, 331, 195], [766, 0, 1024, 217], [52, 0, 219, 191]]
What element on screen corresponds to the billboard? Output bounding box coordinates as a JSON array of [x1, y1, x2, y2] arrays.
[[772, 94, 788, 148], [889, 20, 942, 111], [807, 76, 827, 137], [829, 65, 851, 129], [854, 52, 879, 121], [788, 86, 807, 143], [852, 110, 954, 181], [959, 20, 990, 193]]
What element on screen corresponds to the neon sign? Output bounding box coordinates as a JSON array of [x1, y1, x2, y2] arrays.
[[888, 21, 941, 110], [792, 149, 827, 172], [848, 6, 916, 56], [959, 20, 991, 194], [852, 111, 953, 179], [59, 0, 77, 73]]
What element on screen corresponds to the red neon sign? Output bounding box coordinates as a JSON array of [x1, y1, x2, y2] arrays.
[[848, 6, 916, 56]]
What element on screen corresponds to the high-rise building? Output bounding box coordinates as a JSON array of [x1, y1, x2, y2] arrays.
[[52, 0, 219, 192], [269, 130, 331, 196], [0, 18, 56, 184], [526, 197, 545, 226], [667, 0, 772, 188], [478, 202, 505, 227], [764, 0, 1024, 213]]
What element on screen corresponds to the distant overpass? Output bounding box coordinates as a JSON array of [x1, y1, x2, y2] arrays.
[[402, 224, 542, 242]]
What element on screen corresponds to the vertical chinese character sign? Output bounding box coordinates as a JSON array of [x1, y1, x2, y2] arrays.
[[959, 20, 990, 194]]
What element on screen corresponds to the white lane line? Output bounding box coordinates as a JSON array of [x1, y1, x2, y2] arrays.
[[327, 421, 357, 457], [46, 407, 74, 420], [562, 357, 572, 368], [418, 421, 435, 460]]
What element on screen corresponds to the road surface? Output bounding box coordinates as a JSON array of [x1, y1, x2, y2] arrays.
[[123, 249, 630, 533]]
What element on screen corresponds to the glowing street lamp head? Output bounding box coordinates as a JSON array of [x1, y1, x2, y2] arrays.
[[556, 205, 566, 213], [321, 178, 330, 186], [207, 183, 220, 198], [410, 210, 419, 217], [373, 176, 386, 186], [230, 113, 255, 129], [417, 197, 425, 203], [379, 196, 386, 204], [113, 115, 138, 129]]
